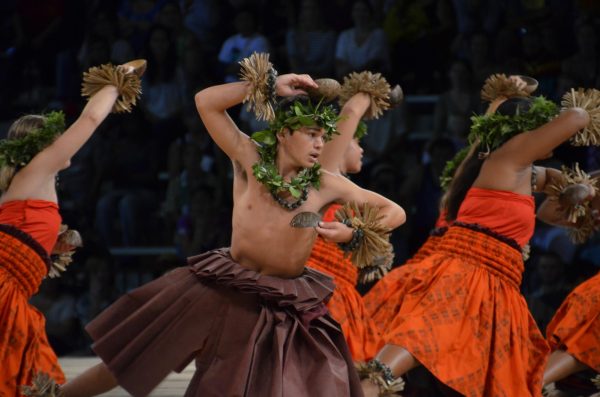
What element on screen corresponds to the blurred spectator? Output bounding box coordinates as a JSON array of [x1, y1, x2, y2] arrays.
[[178, 0, 221, 52], [285, 0, 337, 78], [561, 23, 599, 88], [140, 25, 185, 151], [335, 1, 390, 79], [117, 0, 168, 53], [93, 111, 161, 247], [433, 59, 481, 141], [217, 10, 269, 83], [174, 187, 221, 257]]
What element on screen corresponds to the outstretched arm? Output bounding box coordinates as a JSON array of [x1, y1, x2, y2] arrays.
[[320, 93, 370, 172], [498, 108, 589, 167]]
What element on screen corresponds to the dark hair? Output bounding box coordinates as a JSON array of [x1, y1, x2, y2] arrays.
[[445, 97, 534, 221]]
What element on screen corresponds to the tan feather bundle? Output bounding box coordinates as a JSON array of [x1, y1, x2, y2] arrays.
[[546, 164, 599, 243], [338, 71, 391, 119], [21, 373, 62, 397], [48, 225, 83, 278], [562, 88, 600, 146], [480, 73, 531, 102], [239, 52, 277, 121], [335, 202, 393, 274], [81, 62, 143, 113]]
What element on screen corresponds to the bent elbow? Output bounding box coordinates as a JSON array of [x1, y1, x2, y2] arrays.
[[570, 107, 591, 130], [393, 205, 407, 228], [194, 91, 205, 111]]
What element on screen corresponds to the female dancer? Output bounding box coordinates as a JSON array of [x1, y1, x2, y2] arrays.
[[361, 89, 594, 397], [0, 60, 143, 394], [306, 71, 402, 361], [536, 168, 600, 394]]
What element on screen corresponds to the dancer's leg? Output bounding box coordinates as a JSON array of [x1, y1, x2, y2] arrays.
[[60, 363, 118, 397], [543, 350, 588, 386], [376, 344, 420, 376]]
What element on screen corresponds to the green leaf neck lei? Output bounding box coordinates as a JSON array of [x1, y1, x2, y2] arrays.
[[251, 142, 321, 210]]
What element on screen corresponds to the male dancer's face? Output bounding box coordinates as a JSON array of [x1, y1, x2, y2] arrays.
[[278, 125, 325, 168]]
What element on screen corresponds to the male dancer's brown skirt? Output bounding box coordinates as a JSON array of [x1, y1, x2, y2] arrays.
[[546, 271, 600, 372], [86, 248, 363, 397]]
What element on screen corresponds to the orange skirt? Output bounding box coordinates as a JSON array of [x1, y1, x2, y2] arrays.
[[383, 225, 548, 397], [364, 233, 442, 333], [0, 227, 65, 395], [306, 236, 383, 361], [546, 271, 600, 372]]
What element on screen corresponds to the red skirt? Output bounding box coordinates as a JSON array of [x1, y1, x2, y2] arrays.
[[0, 226, 65, 396], [87, 249, 363, 397], [306, 236, 383, 361], [546, 271, 600, 372], [382, 226, 549, 397]]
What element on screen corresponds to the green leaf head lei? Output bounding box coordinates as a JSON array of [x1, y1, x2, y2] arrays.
[[440, 96, 559, 191], [251, 96, 341, 200], [0, 111, 65, 169]]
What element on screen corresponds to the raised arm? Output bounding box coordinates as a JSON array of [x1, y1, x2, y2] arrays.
[[498, 108, 589, 167], [8, 63, 142, 199], [194, 81, 253, 162], [195, 74, 318, 163], [320, 93, 370, 172]]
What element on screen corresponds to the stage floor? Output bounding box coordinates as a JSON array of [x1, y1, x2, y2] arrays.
[[59, 357, 194, 396]]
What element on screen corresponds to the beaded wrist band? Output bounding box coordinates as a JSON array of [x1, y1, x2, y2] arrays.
[[337, 219, 364, 253], [356, 359, 405, 396]]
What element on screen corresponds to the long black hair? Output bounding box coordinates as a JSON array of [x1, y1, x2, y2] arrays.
[[445, 97, 534, 221]]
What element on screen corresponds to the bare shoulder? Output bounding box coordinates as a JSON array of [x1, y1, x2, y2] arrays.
[[318, 170, 356, 201]]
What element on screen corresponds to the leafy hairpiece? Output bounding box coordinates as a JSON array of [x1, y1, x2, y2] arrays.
[[0, 111, 65, 168], [440, 96, 558, 191], [468, 96, 559, 151]]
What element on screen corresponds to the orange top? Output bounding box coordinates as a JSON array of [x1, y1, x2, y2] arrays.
[[0, 200, 61, 254], [456, 187, 534, 247]]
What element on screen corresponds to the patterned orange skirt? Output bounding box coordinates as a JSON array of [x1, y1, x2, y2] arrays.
[[364, 231, 444, 332], [0, 226, 65, 396], [382, 225, 549, 397], [306, 236, 383, 361], [546, 271, 600, 372]]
